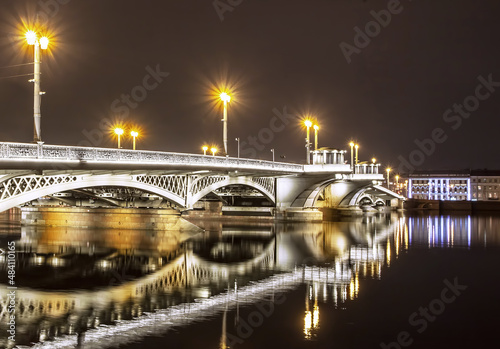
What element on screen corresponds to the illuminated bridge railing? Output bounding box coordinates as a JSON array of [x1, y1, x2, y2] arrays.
[[19, 265, 354, 349], [0, 142, 303, 172]]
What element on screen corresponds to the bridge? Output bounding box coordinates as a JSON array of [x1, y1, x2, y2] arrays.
[[0, 142, 403, 214]]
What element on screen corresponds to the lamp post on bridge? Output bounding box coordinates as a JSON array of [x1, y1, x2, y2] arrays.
[[355, 144, 359, 165], [313, 124, 319, 151], [114, 128, 124, 149], [202, 145, 208, 156], [235, 137, 240, 158], [25, 30, 50, 143], [220, 92, 231, 155], [350, 142, 354, 170], [271, 148, 275, 162], [211, 147, 218, 156], [304, 120, 312, 164], [386, 168, 392, 189], [130, 131, 138, 150]]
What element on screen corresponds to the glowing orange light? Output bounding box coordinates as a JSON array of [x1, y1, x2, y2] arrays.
[[220, 92, 231, 103]]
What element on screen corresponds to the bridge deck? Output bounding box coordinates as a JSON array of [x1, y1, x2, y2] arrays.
[[0, 142, 303, 174]]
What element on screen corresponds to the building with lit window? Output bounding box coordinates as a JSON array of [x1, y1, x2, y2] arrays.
[[470, 170, 500, 201], [406, 170, 500, 201]]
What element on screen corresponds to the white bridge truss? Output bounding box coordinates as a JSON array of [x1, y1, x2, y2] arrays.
[[0, 173, 277, 211], [0, 142, 401, 211]]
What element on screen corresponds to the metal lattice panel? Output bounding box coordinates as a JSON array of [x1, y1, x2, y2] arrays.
[[0, 175, 78, 201], [190, 175, 228, 195], [252, 177, 275, 197], [0, 142, 305, 173], [134, 175, 187, 198]]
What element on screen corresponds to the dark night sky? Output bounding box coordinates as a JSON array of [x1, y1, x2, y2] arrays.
[[1, 0, 499, 172]]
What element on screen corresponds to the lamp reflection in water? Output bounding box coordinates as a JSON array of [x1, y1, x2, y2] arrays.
[[304, 284, 320, 340]]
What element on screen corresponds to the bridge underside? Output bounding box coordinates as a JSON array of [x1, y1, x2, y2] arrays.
[[0, 172, 401, 214], [0, 171, 279, 212]]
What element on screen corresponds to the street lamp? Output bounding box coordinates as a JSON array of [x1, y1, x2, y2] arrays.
[[386, 168, 392, 189], [304, 120, 312, 164], [235, 137, 240, 158], [130, 131, 138, 150], [220, 92, 231, 155], [202, 145, 208, 156], [271, 148, 275, 162], [313, 124, 319, 151], [114, 128, 124, 148], [211, 147, 218, 156], [355, 144, 359, 165], [349, 142, 355, 170], [395, 175, 400, 191], [26, 30, 50, 143]]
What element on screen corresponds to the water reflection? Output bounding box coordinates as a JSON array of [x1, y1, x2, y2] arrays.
[[1, 213, 500, 348]]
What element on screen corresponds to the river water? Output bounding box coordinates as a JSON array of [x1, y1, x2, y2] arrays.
[[1, 211, 500, 349]]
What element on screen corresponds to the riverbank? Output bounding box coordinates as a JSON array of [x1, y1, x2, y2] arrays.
[[404, 198, 500, 213]]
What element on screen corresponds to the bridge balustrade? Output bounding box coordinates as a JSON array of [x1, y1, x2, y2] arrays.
[[0, 142, 303, 172], [354, 163, 380, 174]]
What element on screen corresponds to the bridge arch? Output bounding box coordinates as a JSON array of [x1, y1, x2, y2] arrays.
[[188, 176, 275, 207], [0, 174, 187, 212], [290, 179, 401, 208]]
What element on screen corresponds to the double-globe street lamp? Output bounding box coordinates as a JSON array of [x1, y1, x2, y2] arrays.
[[304, 120, 312, 164], [386, 168, 392, 189], [313, 124, 319, 151], [114, 127, 139, 149], [304, 120, 320, 164], [220, 92, 231, 155], [25, 30, 50, 143]]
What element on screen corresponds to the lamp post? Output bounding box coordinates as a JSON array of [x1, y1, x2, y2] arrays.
[[349, 142, 354, 170], [271, 148, 275, 162], [211, 147, 218, 156], [386, 168, 392, 189], [305, 120, 312, 164], [130, 131, 138, 150], [235, 137, 240, 158], [114, 128, 124, 148], [355, 144, 359, 165], [371, 157, 376, 174], [202, 145, 208, 156], [26, 30, 50, 143], [313, 124, 319, 151], [220, 92, 231, 155], [395, 175, 400, 191]]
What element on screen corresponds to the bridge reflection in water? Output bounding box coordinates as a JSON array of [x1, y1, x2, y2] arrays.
[[0, 213, 481, 348]]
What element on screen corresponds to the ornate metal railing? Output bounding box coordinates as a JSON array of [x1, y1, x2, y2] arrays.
[[0, 142, 304, 172]]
